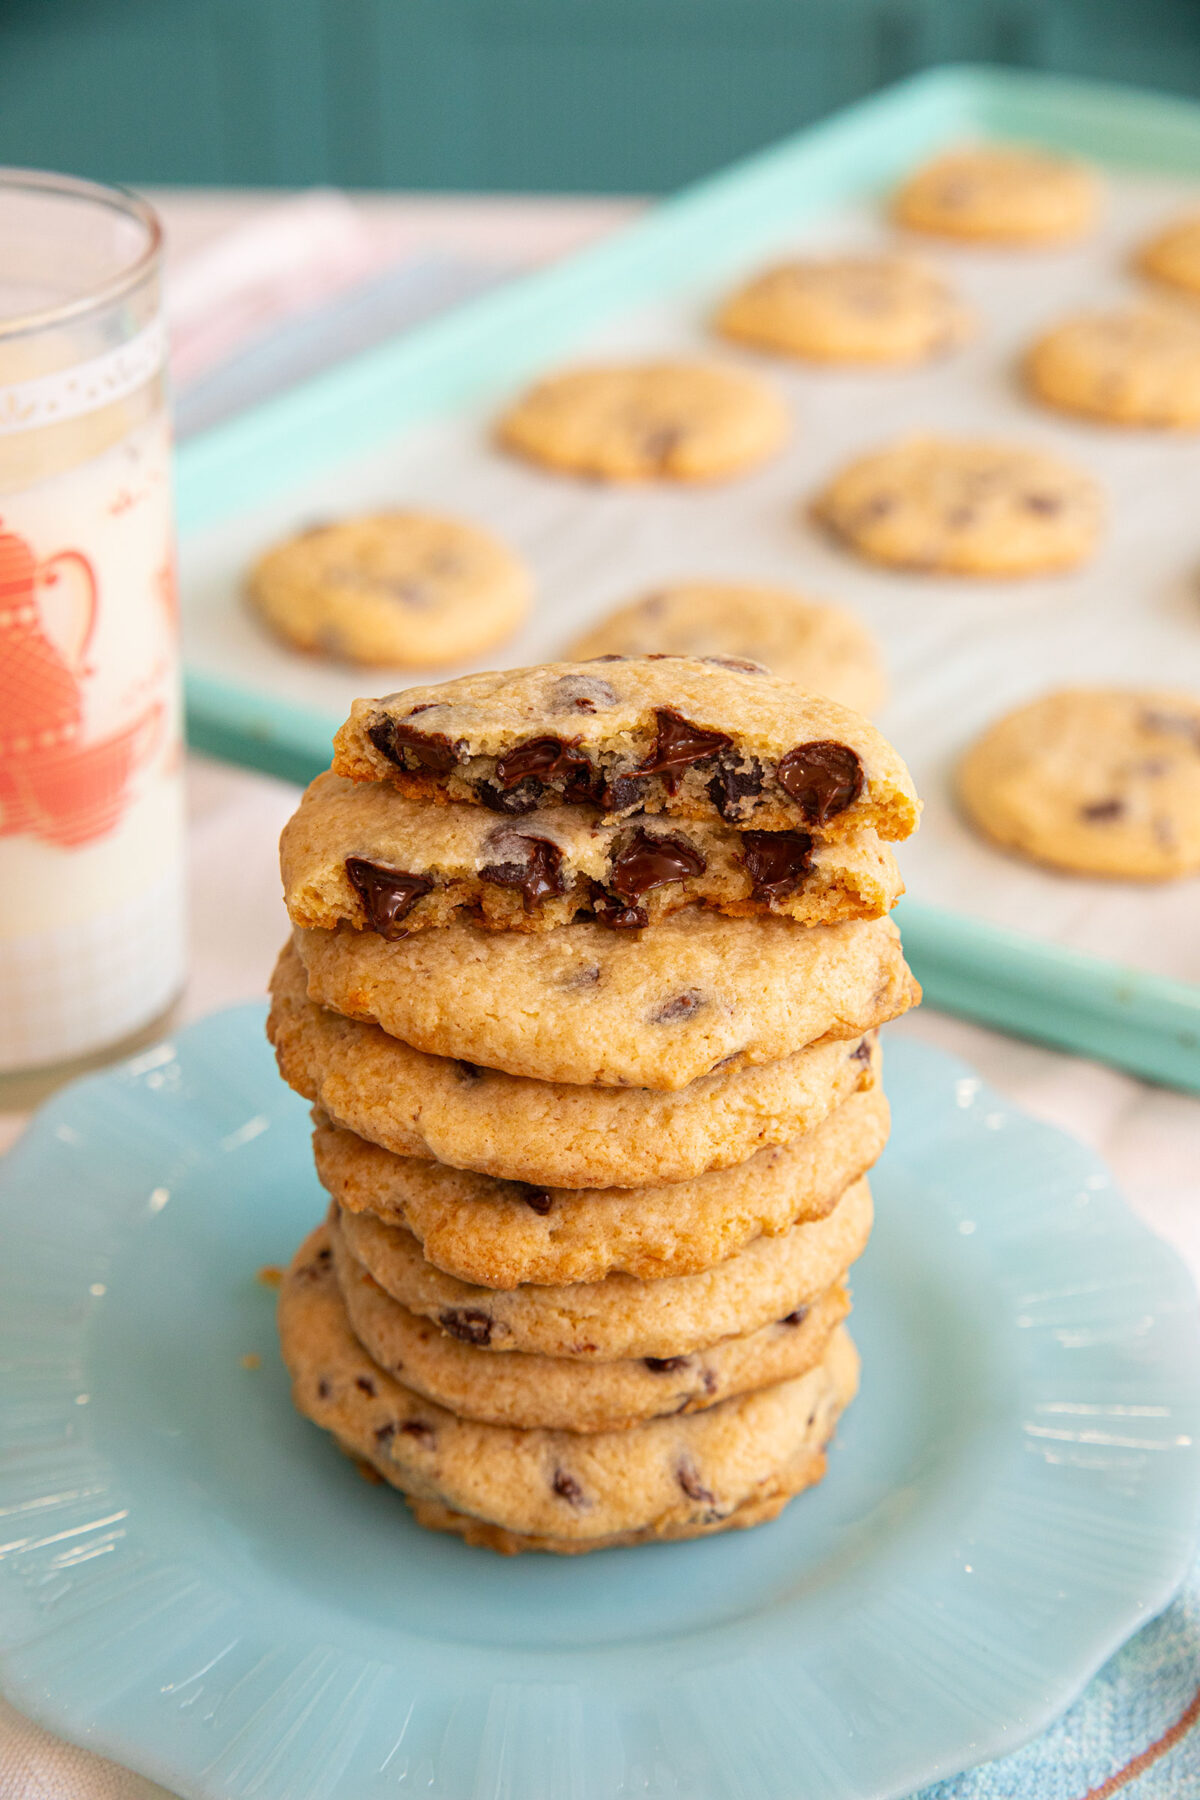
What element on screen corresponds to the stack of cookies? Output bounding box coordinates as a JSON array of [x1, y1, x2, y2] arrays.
[[268, 656, 921, 1553]]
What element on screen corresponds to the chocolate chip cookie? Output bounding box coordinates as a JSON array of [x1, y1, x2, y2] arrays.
[[313, 1080, 890, 1288], [282, 772, 903, 937], [892, 144, 1098, 244], [331, 658, 920, 838], [332, 1211, 851, 1431], [294, 909, 913, 1090], [716, 254, 972, 366], [1026, 306, 1200, 429], [563, 583, 886, 715], [812, 435, 1102, 576], [495, 361, 789, 482], [1138, 212, 1200, 299], [247, 512, 531, 666], [336, 1174, 871, 1360], [959, 687, 1200, 878], [280, 1225, 858, 1550], [268, 941, 889, 1188]]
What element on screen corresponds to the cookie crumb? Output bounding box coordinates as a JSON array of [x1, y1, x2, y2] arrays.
[[240, 1352, 261, 1370], [256, 1265, 283, 1288]]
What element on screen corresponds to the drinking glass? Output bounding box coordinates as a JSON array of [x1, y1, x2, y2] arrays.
[[0, 170, 184, 1075]]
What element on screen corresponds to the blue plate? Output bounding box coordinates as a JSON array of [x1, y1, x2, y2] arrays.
[[0, 1009, 1197, 1800]]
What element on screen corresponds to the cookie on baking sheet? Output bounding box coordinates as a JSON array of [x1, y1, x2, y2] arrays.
[[292, 910, 915, 1090], [715, 254, 972, 367], [331, 1212, 851, 1432], [331, 658, 921, 839], [313, 1080, 890, 1288], [812, 436, 1102, 576], [1139, 213, 1200, 298], [279, 1225, 858, 1552], [268, 941, 890, 1189], [1026, 306, 1200, 428], [282, 773, 903, 937], [959, 687, 1200, 880], [562, 583, 886, 715], [246, 511, 531, 667], [336, 1176, 872, 1360], [495, 361, 789, 483], [892, 144, 1098, 244]]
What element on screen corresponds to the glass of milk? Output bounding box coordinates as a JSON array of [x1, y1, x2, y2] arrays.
[[0, 170, 184, 1077]]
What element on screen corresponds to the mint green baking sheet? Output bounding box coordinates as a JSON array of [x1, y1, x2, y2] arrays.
[[177, 64, 1200, 1093]]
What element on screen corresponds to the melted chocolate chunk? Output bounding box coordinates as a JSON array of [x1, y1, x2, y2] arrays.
[[345, 857, 433, 937], [400, 1419, 436, 1446], [779, 1305, 810, 1327], [519, 1185, 554, 1215], [708, 755, 764, 821], [741, 830, 814, 902], [561, 963, 601, 988], [547, 673, 619, 713], [438, 1307, 494, 1346], [1080, 798, 1124, 822], [456, 1060, 485, 1082], [479, 836, 566, 910], [702, 655, 768, 675], [610, 829, 706, 901], [676, 1457, 716, 1505], [552, 1468, 586, 1506], [635, 709, 734, 794], [644, 1355, 691, 1373], [355, 1375, 377, 1395], [368, 717, 458, 773], [494, 736, 594, 800], [651, 988, 706, 1025], [374, 1422, 396, 1449], [776, 741, 864, 824], [592, 889, 648, 930], [477, 777, 541, 815]]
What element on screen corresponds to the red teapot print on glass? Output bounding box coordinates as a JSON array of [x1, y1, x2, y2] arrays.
[[0, 523, 163, 849]]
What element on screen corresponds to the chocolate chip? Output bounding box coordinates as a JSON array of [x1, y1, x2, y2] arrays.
[[1080, 798, 1124, 821], [610, 828, 706, 901], [317, 1377, 332, 1399], [374, 1422, 396, 1449], [1140, 709, 1200, 752], [479, 836, 566, 910], [561, 962, 601, 987], [644, 1355, 691, 1372], [1023, 492, 1062, 515], [355, 1375, 377, 1395], [776, 741, 863, 824], [741, 830, 814, 901], [599, 773, 648, 812], [676, 1457, 716, 1505], [702, 655, 768, 675], [368, 717, 459, 773], [701, 1368, 718, 1396], [850, 1037, 872, 1064], [477, 777, 541, 814], [592, 888, 648, 930], [547, 674, 619, 713], [345, 857, 434, 936], [495, 736, 594, 798], [945, 506, 976, 529], [439, 1307, 494, 1345], [642, 424, 686, 466], [858, 494, 896, 523], [520, 1187, 553, 1215], [552, 1468, 586, 1506], [401, 1419, 436, 1446], [779, 1305, 810, 1326], [456, 1060, 485, 1081], [635, 709, 734, 794], [651, 988, 705, 1024], [708, 755, 765, 821], [317, 1245, 332, 1264]]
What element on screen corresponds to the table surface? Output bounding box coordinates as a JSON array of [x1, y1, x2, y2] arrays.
[[1, 186, 1199, 1800]]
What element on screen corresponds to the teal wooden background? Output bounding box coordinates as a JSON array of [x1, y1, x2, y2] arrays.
[[4, 0, 1200, 192]]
